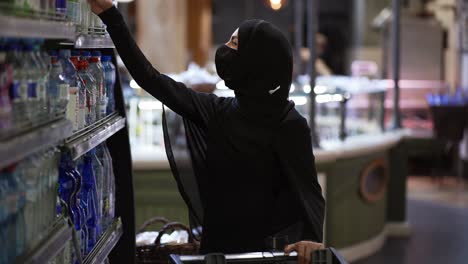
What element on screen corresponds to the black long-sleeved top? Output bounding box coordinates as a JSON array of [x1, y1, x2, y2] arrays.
[[100, 6, 324, 254]]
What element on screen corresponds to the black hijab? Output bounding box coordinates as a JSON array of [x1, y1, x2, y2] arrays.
[[217, 19, 295, 124], [163, 19, 324, 252]]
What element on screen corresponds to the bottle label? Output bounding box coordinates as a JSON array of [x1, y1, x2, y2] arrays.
[[67, 87, 79, 130], [19, 81, 28, 100], [78, 89, 86, 129], [37, 80, 46, 99], [10, 80, 20, 100], [28, 82, 38, 98], [59, 84, 70, 101]]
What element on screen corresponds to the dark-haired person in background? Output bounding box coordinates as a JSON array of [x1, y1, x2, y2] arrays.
[[88, 1, 325, 263]]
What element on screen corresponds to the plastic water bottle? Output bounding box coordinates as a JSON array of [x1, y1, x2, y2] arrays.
[[104, 145, 115, 226], [91, 147, 104, 236], [0, 44, 13, 132], [59, 49, 80, 131], [101, 56, 115, 115], [0, 169, 10, 263], [77, 59, 96, 126], [70, 50, 86, 130], [55, 0, 67, 19], [48, 51, 69, 117], [32, 42, 49, 119], [88, 51, 106, 119], [67, 0, 80, 24], [21, 44, 42, 122], [102, 144, 114, 228], [81, 152, 99, 253], [5, 43, 23, 127]]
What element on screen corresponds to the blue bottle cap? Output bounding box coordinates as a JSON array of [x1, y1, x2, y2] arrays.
[[49, 50, 58, 56], [71, 50, 80, 56], [101, 56, 112, 62], [81, 50, 91, 56], [23, 45, 33, 52], [92, 51, 102, 57], [59, 49, 71, 58]]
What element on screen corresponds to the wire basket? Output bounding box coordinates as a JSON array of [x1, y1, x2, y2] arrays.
[[136, 217, 200, 264]]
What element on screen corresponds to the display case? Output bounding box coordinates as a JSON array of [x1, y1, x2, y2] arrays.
[[291, 76, 386, 144], [0, 2, 134, 264]]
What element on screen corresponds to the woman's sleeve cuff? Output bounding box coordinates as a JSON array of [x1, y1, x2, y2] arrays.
[[98, 5, 124, 26]]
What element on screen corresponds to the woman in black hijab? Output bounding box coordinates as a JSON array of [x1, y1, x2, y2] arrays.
[[89, 1, 325, 263]]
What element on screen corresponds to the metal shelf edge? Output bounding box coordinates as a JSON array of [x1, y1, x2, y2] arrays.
[[75, 34, 115, 49], [83, 218, 123, 264], [0, 14, 75, 39], [0, 119, 73, 170], [65, 115, 126, 160], [17, 217, 73, 264]]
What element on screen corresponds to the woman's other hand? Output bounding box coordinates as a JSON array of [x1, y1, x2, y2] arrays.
[[284, 241, 325, 264], [87, 0, 114, 15]]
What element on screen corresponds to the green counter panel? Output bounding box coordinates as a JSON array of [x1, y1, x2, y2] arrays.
[[324, 152, 388, 249], [133, 170, 189, 229]]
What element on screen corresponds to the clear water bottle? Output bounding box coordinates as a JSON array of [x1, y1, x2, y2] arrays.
[[66, 0, 80, 24], [55, 0, 67, 19], [59, 49, 80, 131], [101, 56, 115, 115], [32, 41, 49, 120], [88, 51, 105, 119], [22, 44, 42, 123], [70, 50, 86, 130], [104, 145, 115, 226], [5, 43, 23, 127], [76, 59, 96, 126], [1, 165, 19, 263], [48, 51, 69, 117], [80, 0, 91, 34], [58, 152, 85, 262], [0, 44, 13, 132], [91, 146, 105, 235], [81, 152, 99, 253], [99, 143, 114, 229]]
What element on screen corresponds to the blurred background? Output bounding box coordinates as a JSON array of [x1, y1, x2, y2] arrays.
[[1, 0, 468, 263], [119, 0, 468, 263]]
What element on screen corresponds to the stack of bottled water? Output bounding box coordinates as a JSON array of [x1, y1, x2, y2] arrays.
[[57, 143, 116, 261], [0, 0, 120, 35], [0, 143, 116, 263], [0, 39, 117, 135], [0, 149, 60, 264]]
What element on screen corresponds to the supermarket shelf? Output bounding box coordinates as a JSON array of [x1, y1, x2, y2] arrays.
[[64, 113, 126, 160], [75, 34, 115, 49], [16, 217, 73, 264], [0, 14, 75, 39], [0, 118, 73, 170], [83, 218, 123, 264]]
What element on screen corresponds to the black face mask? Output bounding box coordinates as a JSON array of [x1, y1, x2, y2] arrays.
[[215, 45, 243, 90]]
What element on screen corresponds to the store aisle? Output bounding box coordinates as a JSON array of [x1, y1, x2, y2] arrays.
[[355, 198, 468, 264]]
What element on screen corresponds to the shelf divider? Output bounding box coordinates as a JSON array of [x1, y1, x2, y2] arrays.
[[0, 118, 73, 170], [16, 217, 74, 264], [64, 113, 126, 160], [0, 14, 75, 39], [83, 218, 123, 264]]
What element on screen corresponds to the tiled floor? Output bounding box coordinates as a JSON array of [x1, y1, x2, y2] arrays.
[[355, 177, 468, 264]]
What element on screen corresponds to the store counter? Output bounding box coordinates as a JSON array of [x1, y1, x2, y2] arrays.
[[131, 130, 432, 262]]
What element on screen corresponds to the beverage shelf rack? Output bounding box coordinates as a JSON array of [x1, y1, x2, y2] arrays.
[[1, 5, 135, 264], [0, 13, 114, 49], [83, 218, 123, 264], [64, 113, 126, 160], [0, 14, 76, 40], [16, 216, 74, 264], [0, 118, 73, 170]]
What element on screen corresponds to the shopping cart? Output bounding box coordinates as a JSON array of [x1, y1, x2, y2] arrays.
[[169, 248, 348, 264]]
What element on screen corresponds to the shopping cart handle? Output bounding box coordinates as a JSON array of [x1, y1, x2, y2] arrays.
[[169, 248, 348, 264]]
